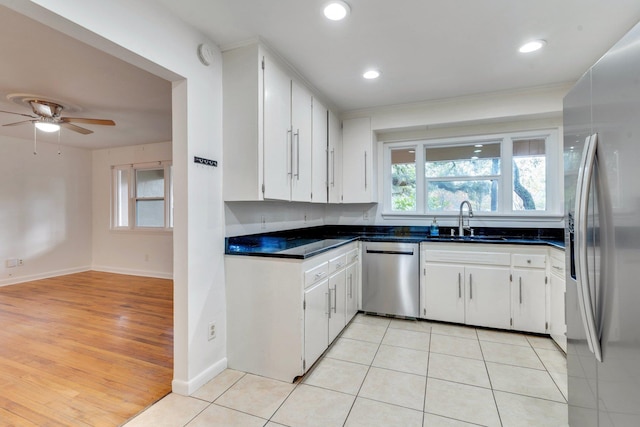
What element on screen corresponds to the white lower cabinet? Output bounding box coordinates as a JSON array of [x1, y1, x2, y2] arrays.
[[512, 268, 547, 333], [346, 262, 358, 321], [423, 263, 465, 324], [226, 241, 359, 382], [422, 243, 553, 334], [465, 265, 511, 329], [422, 244, 511, 329], [304, 279, 330, 369], [328, 269, 347, 343], [549, 248, 567, 352]]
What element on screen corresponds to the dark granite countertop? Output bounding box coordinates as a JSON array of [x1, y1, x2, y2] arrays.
[[225, 225, 565, 259]]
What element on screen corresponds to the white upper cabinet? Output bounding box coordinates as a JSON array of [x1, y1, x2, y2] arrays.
[[328, 110, 343, 203], [289, 80, 313, 202], [222, 43, 325, 202], [342, 117, 376, 203], [263, 55, 293, 201], [311, 98, 328, 203]]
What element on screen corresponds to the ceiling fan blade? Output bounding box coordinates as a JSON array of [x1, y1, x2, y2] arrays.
[[62, 117, 115, 126], [60, 122, 93, 135], [0, 109, 37, 119], [2, 119, 35, 127]]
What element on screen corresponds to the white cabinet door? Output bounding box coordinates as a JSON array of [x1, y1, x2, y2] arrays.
[[342, 117, 374, 203], [328, 110, 342, 203], [304, 279, 329, 371], [291, 80, 312, 202], [311, 98, 328, 203], [465, 266, 511, 329], [263, 55, 292, 201], [328, 269, 347, 343], [424, 263, 465, 324], [346, 263, 358, 321], [512, 268, 547, 334], [549, 272, 567, 352]]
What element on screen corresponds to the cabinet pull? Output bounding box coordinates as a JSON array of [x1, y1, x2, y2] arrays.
[[315, 271, 326, 279], [469, 274, 473, 300], [294, 129, 300, 179], [287, 128, 293, 176], [333, 285, 338, 313], [519, 277, 523, 304], [348, 274, 353, 298], [327, 290, 332, 319], [458, 272, 461, 298], [330, 148, 335, 187], [364, 151, 368, 189]]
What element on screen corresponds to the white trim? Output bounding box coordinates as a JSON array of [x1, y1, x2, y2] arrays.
[[172, 357, 228, 396], [0, 266, 91, 287], [91, 265, 173, 280]]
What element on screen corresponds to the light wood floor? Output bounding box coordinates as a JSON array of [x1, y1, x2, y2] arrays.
[[0, 271, 173, 426]]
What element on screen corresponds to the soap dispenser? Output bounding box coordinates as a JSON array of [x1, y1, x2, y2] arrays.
[[430, 217, 439, 237]]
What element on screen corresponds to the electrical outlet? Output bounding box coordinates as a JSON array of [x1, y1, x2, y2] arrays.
[[208, 321, 216, 341], [261, 215, 266, 229], [18, 259, 23, 266], [304, 213, 308, 223], [363, 210, 369, 221]]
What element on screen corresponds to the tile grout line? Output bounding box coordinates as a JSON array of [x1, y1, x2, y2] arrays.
[[477, 328, 505, 427], [340, 316, 389, 426]]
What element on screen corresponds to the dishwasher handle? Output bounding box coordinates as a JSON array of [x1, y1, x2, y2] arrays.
[[365, 249, 414, 256]]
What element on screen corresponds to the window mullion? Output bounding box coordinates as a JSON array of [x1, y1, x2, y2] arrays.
[[415, 143, 426, 214]]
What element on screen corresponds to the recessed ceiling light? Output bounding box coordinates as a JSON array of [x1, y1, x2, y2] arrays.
[[363, 70, 381, 79], [474, 144, 483, 148], [471, 156, 479, 160], [323, 1, 350, 21], [519, 40, 546, 53], [474, 149, 482, 153]]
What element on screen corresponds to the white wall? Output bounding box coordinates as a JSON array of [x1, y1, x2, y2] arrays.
[[225, 201, 326, 236], [92, 142, 173, 278], [3, 0, 227, 395], [0, 135, 92, 286]]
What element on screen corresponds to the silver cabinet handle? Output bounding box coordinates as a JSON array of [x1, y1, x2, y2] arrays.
[[315, 271, 326, 279], [458, 272, 462, 299], [519, 277, 523, 304], [333, 285, 337, 313], [330, 148, 335, 187], [364, 151, 367, 189], [327, 290, 332, 319], [294, 129, 300, 179], [575, 133, 602, 362], [552, 265, 563, 271], [469, 274, 473, 300], [348, 274, 353, 298], [287, 128, 293, 176]]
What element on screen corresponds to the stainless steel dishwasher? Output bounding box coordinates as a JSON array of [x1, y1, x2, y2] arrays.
[[362, 241, 420, 318]]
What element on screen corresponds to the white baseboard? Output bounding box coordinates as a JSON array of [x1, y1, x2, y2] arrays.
[[172, 358, 228, 396], [0, 266, 92, 287], [91, 265, 173, 280]]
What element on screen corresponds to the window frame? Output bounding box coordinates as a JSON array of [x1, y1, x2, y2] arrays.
[[111, 161, 173, 231], [381, 129, 561, 219]]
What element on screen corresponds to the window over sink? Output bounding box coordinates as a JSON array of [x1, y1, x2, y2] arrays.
[[383, 130, 559, 218]]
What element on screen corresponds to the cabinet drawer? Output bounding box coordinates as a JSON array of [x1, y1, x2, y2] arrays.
[[512, 254, 546, 269], [329, 254, 347, 273], [549, 255, 565, 276], [305, 262, 329, 287], [346, 248, 359, 265]]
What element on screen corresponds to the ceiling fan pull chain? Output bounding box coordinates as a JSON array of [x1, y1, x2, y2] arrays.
[[33, 124, 37, 155], [57, 128, 61, 155]]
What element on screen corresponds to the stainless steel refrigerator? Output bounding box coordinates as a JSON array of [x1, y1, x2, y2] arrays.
[[564, 20, 640, 427]]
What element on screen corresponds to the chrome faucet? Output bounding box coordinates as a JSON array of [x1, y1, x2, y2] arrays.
[[458, 200, 474, 237]]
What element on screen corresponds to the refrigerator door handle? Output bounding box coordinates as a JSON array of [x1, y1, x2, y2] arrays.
[[575, 133, 603, 362]]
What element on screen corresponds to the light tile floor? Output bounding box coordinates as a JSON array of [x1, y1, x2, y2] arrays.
[[123, 314, 568, 426]]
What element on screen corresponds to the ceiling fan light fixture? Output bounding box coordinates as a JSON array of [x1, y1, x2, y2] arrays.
[[323, 1, 350, 21], [519, 39, 546, 53], [35, 122, 60, 132]]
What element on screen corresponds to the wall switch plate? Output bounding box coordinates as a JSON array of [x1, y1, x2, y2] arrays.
[[260, 215, 266, 229], [5, 259, 18, 268], [363, 210, 369, 221]]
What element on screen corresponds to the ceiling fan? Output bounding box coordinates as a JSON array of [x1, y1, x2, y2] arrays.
[[0, 99, 115, 134]]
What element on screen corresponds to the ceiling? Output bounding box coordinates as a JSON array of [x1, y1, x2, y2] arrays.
[[3, 1, 640, 149]]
